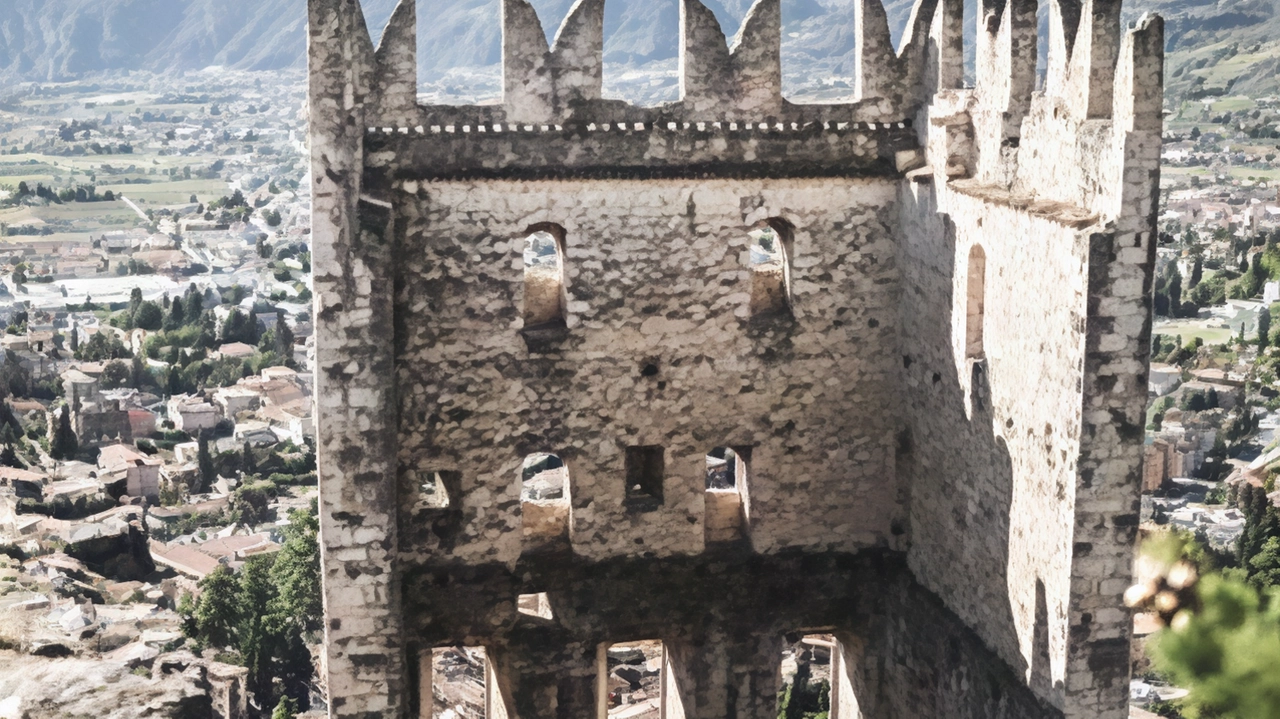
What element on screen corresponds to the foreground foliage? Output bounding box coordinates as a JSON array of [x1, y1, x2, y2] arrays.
[[1133, 534, 1280, 718], [179, 507, 321, 711]]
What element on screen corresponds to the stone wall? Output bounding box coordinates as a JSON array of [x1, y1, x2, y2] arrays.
[[307, 0, 1162, 717], [308, 0, 406, 716], [898, 178, 1097, 713], [897, 6, 1162, 719], [391, 178, 904, 565], [400, 551, 1064, 719]]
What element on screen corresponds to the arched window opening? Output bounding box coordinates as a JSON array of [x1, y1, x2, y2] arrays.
[[521, 453, 569, 550], [522, 453, 565, 501], [705, 447, 749, 543], [965, 244, 986, 359], [600, 640, 667, 719], [748, 220, 794, 317], [778, 633, 860, 719], [523, 225, 567, 329]]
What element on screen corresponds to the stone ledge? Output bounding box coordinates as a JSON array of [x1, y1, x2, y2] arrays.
[[948, 182, 1099, 229], [364, 124, 920, 183]]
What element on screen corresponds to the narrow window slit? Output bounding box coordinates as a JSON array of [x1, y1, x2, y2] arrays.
[[517, 592, 554, 620], [966, 244, 986, 359], [624, 446, 664, 511], [522, 225, 567, 329], [748, 220, 794, 318]]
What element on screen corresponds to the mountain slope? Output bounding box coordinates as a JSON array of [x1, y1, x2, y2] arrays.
[[1125, 0, 1280, 101], [4, 0, 1277, 105], [0, 0, 864, 86]]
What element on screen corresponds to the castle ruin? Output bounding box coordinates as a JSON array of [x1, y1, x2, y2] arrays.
[[307, 0, 1162, 716]]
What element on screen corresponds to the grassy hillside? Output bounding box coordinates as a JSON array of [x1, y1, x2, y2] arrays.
[[1130, 0, 1280, 102]]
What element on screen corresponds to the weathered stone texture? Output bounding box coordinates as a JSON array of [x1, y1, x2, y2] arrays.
[[392, 178, 903, 565], [308, 1, 405, 716], [308, 0, 1162, 717], [898, 181, 1093, 711]]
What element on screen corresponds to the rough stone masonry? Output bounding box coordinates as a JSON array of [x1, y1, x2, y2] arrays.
[[307, 0, 1162, 717]]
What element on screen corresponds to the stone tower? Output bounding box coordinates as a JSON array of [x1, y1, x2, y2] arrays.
[[307, 0, 1162, 716]]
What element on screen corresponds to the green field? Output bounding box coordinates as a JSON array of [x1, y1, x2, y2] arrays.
[[101, 178, 227, 205], [0, 143, 231, 240], [1153, 321, 1236, 347]]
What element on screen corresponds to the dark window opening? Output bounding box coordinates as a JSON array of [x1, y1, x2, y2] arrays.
[[523, 225, 567, 328], [625, 446, 664, 509]]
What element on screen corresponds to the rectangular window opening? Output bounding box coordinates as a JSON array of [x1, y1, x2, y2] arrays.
[[778, 633, 834, 719], [523, 227, 566, 329], [517, 592, 554, 620], [521, 454, 570, 550], [705, 447, 749, 543], [427, 645, 487, 719], [625, 446, 665, 510], [602, 640, 665, 719]]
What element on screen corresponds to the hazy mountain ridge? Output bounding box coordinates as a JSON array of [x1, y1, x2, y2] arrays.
[[0, 0, 870, 103], [3, 0, 1276, 105]]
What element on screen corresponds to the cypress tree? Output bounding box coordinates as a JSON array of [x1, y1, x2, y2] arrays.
[[275, 313, 294, 359], [0, 424, 21, 468], [197, 433, 215, 494], [186, 287, 203, 324], [51, 405, 78, 460], [130, 356, 150, 389], [128, 287, 142, 321], [1168, 270, 1183, 316], [243, 441, 257, 477], [168, 298, 185, 328]]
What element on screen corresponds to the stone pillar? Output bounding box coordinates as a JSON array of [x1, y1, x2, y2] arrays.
[[309, 0, 405, 716]]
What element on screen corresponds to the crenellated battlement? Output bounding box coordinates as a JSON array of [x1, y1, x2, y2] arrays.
[[316, 0, 1161, 198]]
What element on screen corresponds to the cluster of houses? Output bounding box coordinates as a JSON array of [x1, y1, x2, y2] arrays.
[[0, 347, 315, 715], [0, 357, 314, 576]]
